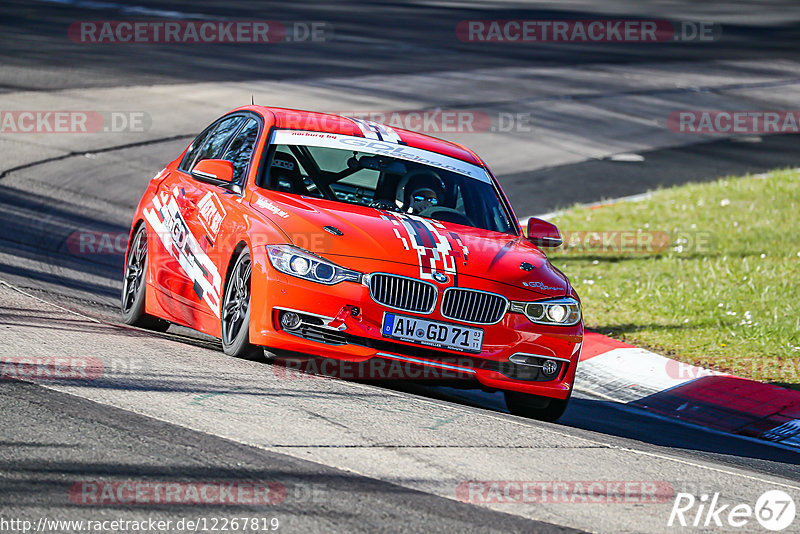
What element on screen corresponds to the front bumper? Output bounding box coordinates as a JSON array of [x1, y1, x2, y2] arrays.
[[249, 261, 582, 399]]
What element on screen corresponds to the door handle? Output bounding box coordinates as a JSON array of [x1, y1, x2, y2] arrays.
[[182, 197, 198, 213]]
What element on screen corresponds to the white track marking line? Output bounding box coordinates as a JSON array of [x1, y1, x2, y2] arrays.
[[0, 279, 102, 323], [3, 277, 799, 493]]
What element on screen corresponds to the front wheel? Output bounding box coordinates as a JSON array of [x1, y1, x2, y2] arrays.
[[121, 223, 169, 331], [504, 390, 571, 422], [221, 249, 262, 360]]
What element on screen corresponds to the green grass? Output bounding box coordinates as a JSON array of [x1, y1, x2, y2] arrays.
[[548, 168, 800, 386]]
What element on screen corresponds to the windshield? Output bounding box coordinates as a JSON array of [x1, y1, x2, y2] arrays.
[[262, 130, 516, 234]]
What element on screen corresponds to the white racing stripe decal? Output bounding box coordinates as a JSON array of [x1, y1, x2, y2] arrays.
[[348, 117, 403, 144], [392, 228, 410, 250], [386, 212, 457, 281], [142, 187, 223, 318], [348, 117, 379, 140]]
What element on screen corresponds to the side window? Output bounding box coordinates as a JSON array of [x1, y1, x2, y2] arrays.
[[186, 115, 245, 171], [179, 127, 214, 172], [221, 118, 260, 184]]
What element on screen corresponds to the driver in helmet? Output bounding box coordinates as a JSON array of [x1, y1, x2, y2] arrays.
[[409, 186, 439, 214], [399, 170, 445, 215]]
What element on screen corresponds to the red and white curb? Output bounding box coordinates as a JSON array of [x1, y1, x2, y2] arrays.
[[521, 181, 800, 449], [578, 332, 800, 450]]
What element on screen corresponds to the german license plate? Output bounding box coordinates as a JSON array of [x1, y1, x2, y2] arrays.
[[381, 313, 483, 353]]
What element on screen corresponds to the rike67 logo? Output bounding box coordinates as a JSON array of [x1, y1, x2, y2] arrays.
[[668, 490, 796, 531]]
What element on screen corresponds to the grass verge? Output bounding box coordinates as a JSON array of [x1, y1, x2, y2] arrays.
[[548, 168, 799, 386]]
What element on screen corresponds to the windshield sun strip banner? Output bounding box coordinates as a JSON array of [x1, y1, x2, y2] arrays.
[[270, 130, 490, 183]]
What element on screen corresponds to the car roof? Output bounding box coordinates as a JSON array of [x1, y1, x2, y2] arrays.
[[231, 105, 485, 167]]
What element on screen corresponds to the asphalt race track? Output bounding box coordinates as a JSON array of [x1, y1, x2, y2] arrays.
[[2, 1, 800, 533]]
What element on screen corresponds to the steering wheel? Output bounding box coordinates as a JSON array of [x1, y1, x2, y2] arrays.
[[369, 199, 401, 212]]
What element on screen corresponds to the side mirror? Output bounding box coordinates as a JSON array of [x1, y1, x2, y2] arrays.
[[192, 159, 234, 185], [526, 217, 562, 247]]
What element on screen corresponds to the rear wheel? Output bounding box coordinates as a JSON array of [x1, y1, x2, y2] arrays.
[[504, 391, 571, 422], [221, 249, 262, 360], [121, 224, 169, 331]]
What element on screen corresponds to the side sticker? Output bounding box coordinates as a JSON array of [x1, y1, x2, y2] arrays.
[[143, 187, 223, 318], [255, 197, 290, 219], [197, 191, 226, 243]]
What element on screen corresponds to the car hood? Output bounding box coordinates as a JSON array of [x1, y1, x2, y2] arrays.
[[250, 193, 569, 298]]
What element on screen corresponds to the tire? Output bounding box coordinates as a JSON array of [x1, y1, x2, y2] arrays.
[[504, 390, 571, 422], [121, 223, 169, 331], [221, 248, 263, 360]]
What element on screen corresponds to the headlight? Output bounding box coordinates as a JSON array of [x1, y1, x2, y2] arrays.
[[266, 245, 361, 285], [509, 297, 581, 326]]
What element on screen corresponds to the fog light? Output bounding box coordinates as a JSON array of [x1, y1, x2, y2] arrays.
[[281, 311, 301, 330], [542, 359, 559, 376]]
